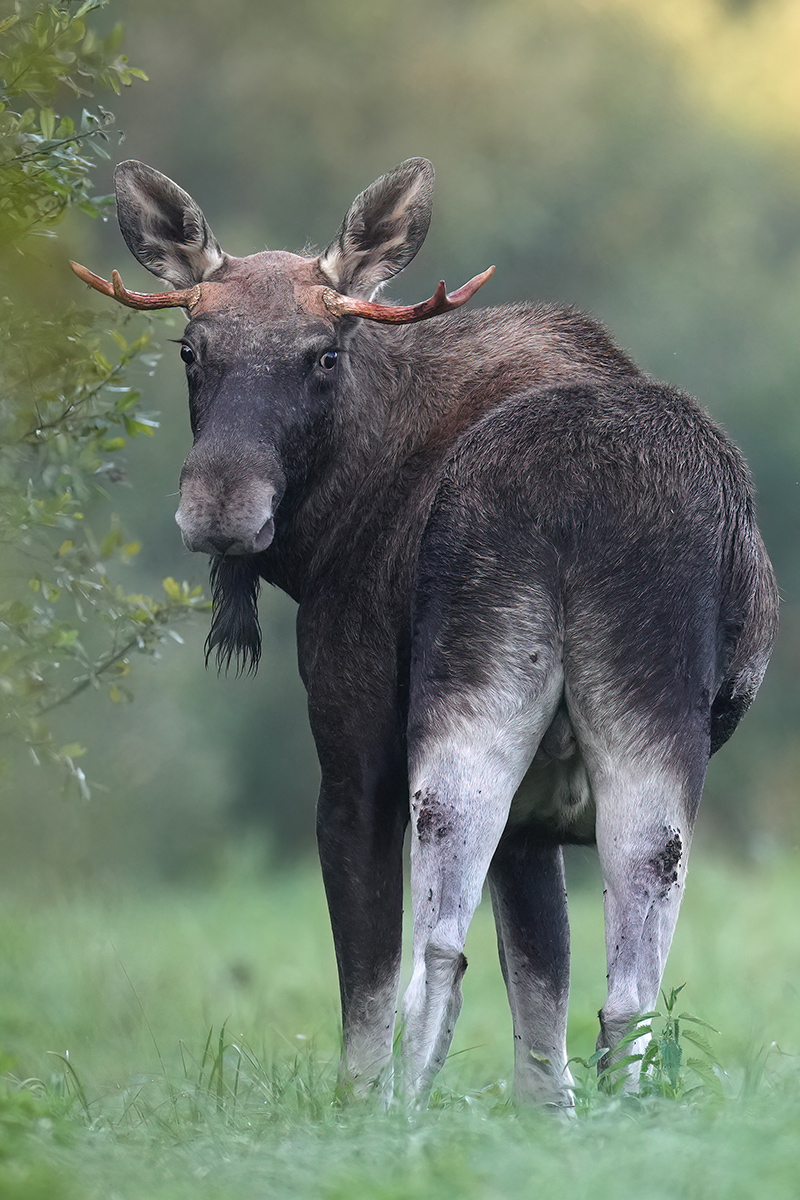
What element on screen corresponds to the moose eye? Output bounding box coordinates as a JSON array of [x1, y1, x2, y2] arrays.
[[319, 349, 338, 371], [180, 344, 196, 366]]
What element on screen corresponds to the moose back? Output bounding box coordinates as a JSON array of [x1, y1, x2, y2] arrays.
[[72, 158, 777, 1107]]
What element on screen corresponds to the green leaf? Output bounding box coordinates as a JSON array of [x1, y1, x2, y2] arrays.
[[680, 1028, 718, 1060], [162, 576, 183, 601], [100, 526, 123, 556], [568, 1047, 607, 1070], [660, 1038, 682, 1085], [614, 1021, 654, 1052], [123, 415, 158, 436], [677, 1013, 720, 1033], [661, 985, 686, 1012], [685, 1058, 724, 1093], [597, 1051, 644, 1083], [39, 107, 56, 139], [59, 742, 86, 759], [114, 390, 141, 412], [4, 602, 32, 626]]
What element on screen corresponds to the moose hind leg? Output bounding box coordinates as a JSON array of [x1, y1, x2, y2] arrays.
[[401, 681, 562, 1101], [400, 771, 511, 1103], [488, 832, 573, 1108], [590, 752, 703, 1080]]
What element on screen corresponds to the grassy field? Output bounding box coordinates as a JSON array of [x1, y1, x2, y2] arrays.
[[1, 843, 799, 1199]]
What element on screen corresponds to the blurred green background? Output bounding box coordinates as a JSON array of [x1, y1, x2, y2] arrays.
[[5, 0, 800, 887]]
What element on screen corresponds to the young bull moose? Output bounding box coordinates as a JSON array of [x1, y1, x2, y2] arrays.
[[71, 158, 777, 1108]]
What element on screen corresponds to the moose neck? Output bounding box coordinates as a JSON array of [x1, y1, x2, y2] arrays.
[[260, 319, 423, 600]]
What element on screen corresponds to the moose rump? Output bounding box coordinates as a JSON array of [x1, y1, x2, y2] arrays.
[[71, 156, 778, 1109], [402, 379, 774, 1100]]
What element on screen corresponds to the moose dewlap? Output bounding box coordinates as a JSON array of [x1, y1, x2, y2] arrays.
[[71, 158, 777, 1108]]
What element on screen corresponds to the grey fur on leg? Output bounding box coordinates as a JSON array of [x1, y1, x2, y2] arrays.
[[589, 753, 699, 1086]]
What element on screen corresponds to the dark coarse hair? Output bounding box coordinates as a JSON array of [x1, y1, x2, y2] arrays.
[[205, 556, 262, 675]]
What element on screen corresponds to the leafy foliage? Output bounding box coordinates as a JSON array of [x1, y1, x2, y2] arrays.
[[570, 983, 726, 1109], [0, 1, 206, 790], [0, 0, 146, 243], [636, 984, 725, 1101]]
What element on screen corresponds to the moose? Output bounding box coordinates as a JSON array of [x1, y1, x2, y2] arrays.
[[71, 158, 777, 1108]]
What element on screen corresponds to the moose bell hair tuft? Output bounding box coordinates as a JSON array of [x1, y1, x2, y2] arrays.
[[205, 556, 263, 676]]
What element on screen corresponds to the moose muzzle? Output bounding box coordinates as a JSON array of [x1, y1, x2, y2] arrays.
[[175, 443, 284, 557]]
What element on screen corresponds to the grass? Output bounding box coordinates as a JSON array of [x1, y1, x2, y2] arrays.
[[1, 843, 799, 1199]]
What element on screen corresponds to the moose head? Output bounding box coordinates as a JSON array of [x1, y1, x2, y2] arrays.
[[71, 159, 492, 670]]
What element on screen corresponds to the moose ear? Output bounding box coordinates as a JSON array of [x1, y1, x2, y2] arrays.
[[319, 158, 434, 297], [114, 161, 225, 288]]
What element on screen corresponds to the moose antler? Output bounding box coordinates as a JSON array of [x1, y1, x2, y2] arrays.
[[321, 265, 495, 324], [69, 261, 202, 311], [69, 259, 495, 322]]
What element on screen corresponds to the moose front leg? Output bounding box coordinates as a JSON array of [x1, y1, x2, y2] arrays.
[[316, 777, 408, 1101], [488, 831, 573, 1108]]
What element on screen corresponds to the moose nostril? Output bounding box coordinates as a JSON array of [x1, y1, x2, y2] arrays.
[[206, 533, 235, 555], [253, 516, 275, 553]]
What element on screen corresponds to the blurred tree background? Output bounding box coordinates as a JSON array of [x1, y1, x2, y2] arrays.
[[2, 0, 798, 885]]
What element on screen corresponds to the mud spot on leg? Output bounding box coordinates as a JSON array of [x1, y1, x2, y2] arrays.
[[650, 829, 682, 896], [412, 790, 454, 844]]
